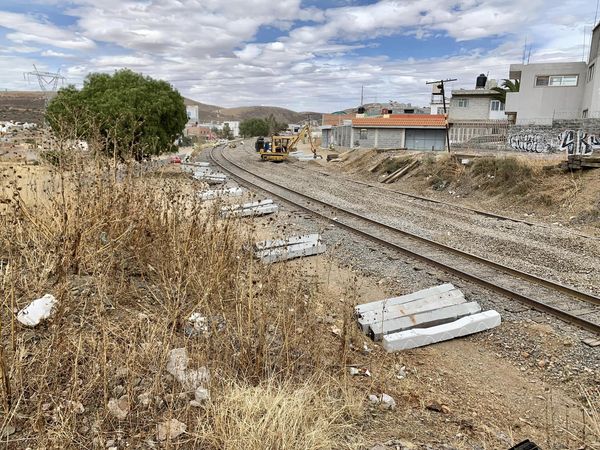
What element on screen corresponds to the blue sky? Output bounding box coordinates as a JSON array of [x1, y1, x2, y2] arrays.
[[0, 0, 597, 111]]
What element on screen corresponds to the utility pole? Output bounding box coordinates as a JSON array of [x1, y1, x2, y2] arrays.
[[426, 78, 456, 153]]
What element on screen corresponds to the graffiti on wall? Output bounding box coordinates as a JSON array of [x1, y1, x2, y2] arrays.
[[507, 132, 553, 153], [557, 130, 600, 155], [508, 129, 600, 154]]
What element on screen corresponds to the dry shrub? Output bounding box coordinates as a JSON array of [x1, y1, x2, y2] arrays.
[[421, 155, 464, 190], [374, 156, 412, 175], [196, 378, 364, 449], [471, 156, 535, 195], [0, 156, 363, 448]]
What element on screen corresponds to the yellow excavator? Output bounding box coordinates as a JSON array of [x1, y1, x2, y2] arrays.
[[259, 124, 320, 162]]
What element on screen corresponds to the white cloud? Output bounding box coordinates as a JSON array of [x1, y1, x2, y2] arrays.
[[0, 0, 597, 111], [0, 11, 95, 50]]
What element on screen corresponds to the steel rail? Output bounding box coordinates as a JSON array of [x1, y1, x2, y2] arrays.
[[208, 146, 600, 335]]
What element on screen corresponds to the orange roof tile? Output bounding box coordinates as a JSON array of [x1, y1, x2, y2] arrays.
[[353, 114, 447, 128]]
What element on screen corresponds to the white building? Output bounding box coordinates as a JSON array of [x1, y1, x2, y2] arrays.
[[505, 23, 599, 125]]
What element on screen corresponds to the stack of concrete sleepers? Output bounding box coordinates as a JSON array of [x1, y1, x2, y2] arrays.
[[355, 283, 500, 352], [221, 199, 278, 218], [192, 165, 227, 184], [254, 233, 325, 263], [199, 186, 243, 200]]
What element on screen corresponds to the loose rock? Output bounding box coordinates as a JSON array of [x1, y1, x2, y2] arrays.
[[107, 396, 129, 420], [157, 418, 186, 441]]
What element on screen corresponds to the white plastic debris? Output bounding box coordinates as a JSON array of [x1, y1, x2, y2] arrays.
[[17, 294, 57, 326], [348, 367, 371, 377], [166, 348, 210, 390], [187, 313, 208, 334], [368, 393, 396, 410]]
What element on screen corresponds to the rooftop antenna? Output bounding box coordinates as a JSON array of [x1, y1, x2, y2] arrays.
[[23, 64, 65, 108], [595, 0, 599, 26], [522, 36, 528, 64], [583, 25, 588, 62], [360, 85, 364, 106], [527, 47, 532, 64]]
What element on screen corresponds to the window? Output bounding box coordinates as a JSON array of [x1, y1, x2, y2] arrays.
[[550, 75, 578, 86], [490, 100, 505, 111], [457, 98, 468, 107], [359, 129, 368, 139], [583, 109, 589, 119], [536, 75, 579, 87], [589, 64, 595, 83]]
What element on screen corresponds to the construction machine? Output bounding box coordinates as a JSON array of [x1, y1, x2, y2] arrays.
[[259, 124, 321, 162]]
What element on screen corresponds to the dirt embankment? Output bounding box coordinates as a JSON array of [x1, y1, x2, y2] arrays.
[[329, 149, 600, 234]]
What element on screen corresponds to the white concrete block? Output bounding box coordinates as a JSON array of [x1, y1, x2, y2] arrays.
[[357, 289, 465, 333], [355, 283, 456, 315], [257, 242, 326, 263], [221, 199, 278, 218], [382, 310, 501, 352], [199, 187, 243, 200], [369, 302, 482, 341], [254, 234, 325, 263], [255, 233, 320, 251]]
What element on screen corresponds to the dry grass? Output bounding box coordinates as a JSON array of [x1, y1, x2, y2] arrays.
[[0, 150, 364, 448], [196, 377, 364, 449]]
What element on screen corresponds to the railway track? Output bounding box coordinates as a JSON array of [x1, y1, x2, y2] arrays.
[[208, 145, 600, 335]]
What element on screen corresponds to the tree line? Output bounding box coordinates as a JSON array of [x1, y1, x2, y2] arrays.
[[239, 115, 288, 138]]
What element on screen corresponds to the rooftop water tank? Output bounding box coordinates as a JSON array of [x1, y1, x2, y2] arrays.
[[476, 73, 487, 89]]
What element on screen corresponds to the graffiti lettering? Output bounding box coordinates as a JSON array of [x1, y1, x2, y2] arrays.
[[508, 129, 600, 154], [558, 130, 600, 155], [508, 133, 552, 153]]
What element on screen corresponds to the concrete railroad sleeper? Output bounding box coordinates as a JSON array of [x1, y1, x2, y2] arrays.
[[208, 145, 600, 336]]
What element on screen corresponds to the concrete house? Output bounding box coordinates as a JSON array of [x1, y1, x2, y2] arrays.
[[322, 115, 447, 151], [447, 75, 509, 145], [505, 22, 600, 125]]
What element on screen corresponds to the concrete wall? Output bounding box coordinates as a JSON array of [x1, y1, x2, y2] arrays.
[[353, 128, 405, 149], [582, 25, 600, 115], [506, 62, 588, 125], [507, 119, 600, 155], [449, 96, 492, 120]]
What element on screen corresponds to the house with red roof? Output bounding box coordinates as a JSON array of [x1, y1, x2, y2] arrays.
[[322, 114, 448, 151]]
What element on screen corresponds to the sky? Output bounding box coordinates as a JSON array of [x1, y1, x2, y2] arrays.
[[0, 0, 598, 112]]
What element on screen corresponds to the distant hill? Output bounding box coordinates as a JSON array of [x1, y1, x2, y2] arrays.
[[0, 91, 47, 124], [0, 91, 322, 126], [184, 98, 321, 124]]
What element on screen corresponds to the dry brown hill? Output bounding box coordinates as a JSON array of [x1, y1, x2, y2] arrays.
[[0, 91, 322, 126], [0, 91, 47, 124], [184, 98, 321, 123]]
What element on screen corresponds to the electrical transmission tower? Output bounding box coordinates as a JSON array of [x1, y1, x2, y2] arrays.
[[23, 64, 65, 108]]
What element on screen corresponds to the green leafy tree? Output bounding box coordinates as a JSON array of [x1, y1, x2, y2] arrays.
[[265, 113, 288, 135], [491, 79, 520, 104], [221, 123, 233, 140], [239, 118, 269, 137], [46, 69, 188, 161]]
